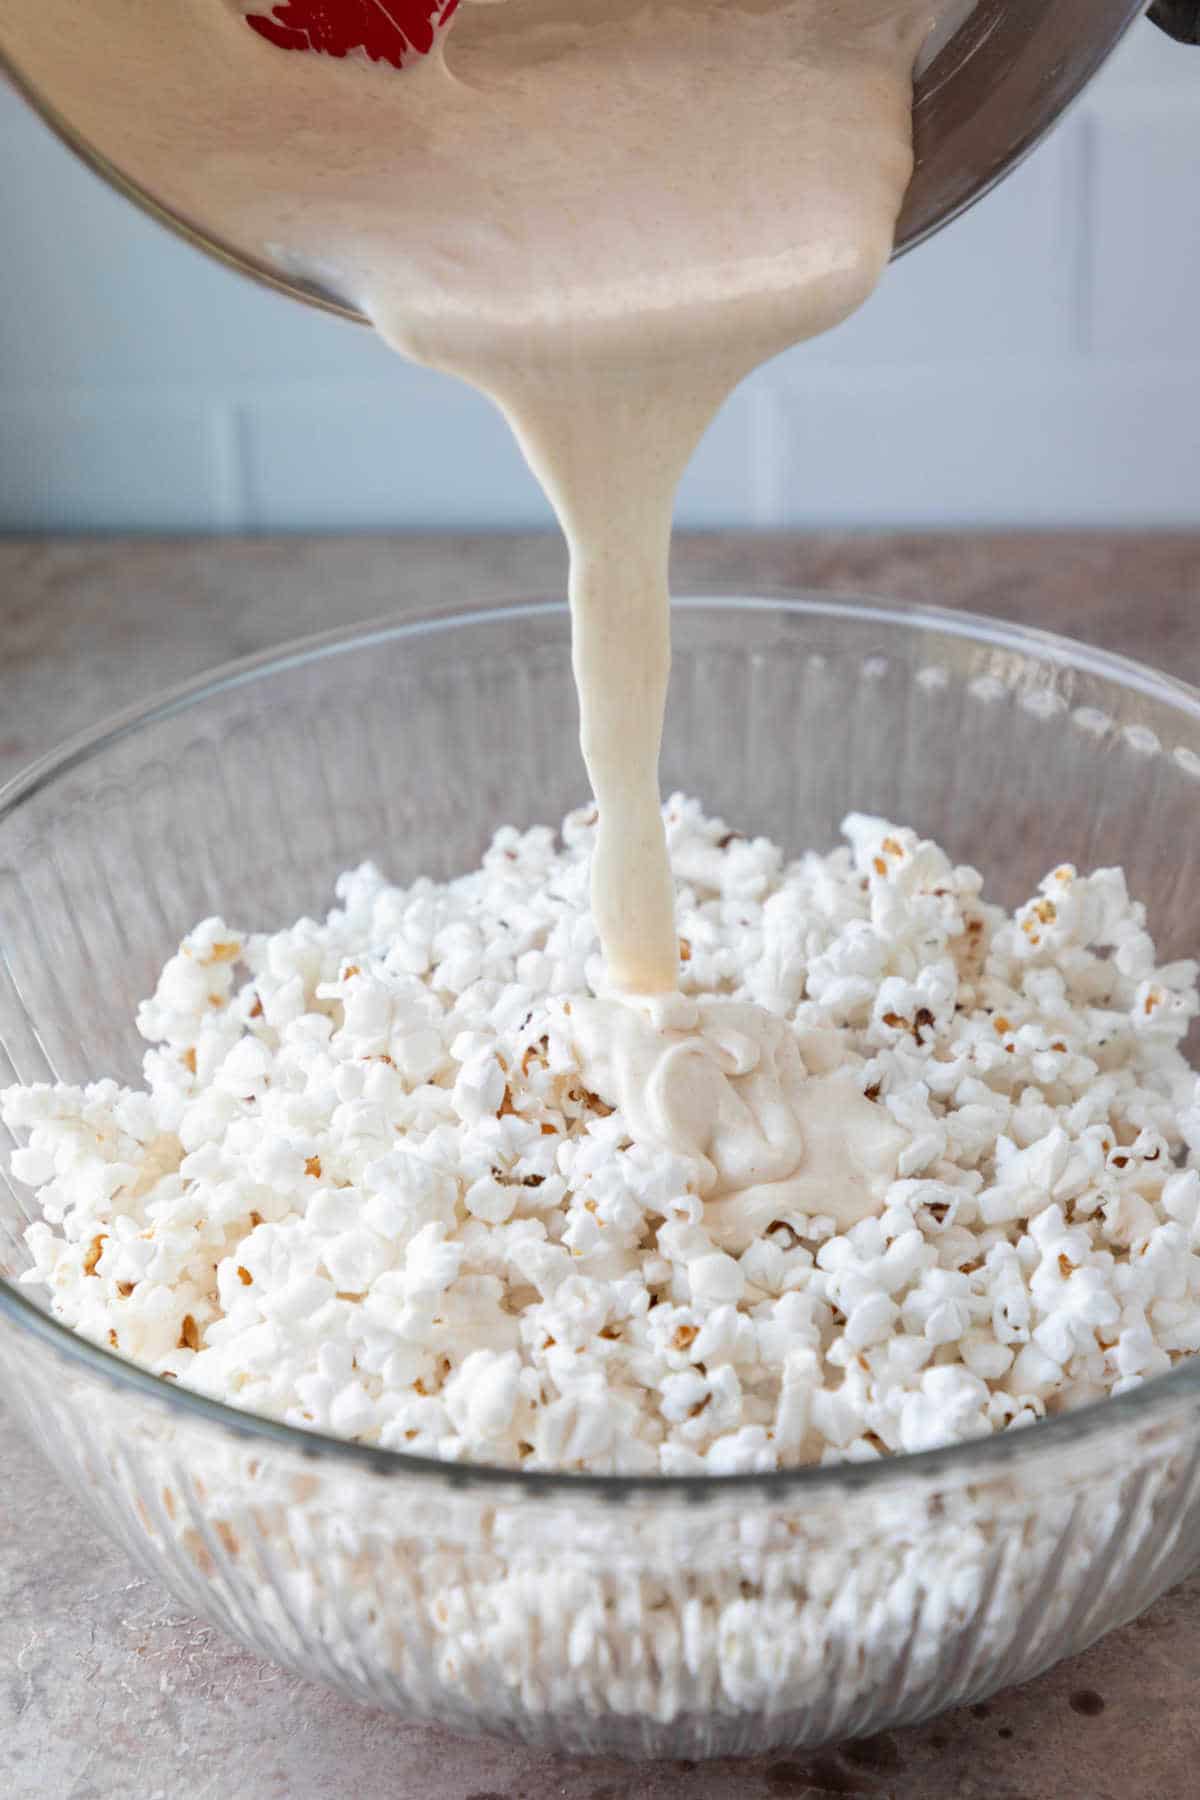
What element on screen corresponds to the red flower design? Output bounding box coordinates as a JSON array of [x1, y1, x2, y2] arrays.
[[244, 1, 460, 69]]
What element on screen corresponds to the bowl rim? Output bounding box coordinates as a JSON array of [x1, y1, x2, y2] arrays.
[[4, 589, 1200, 1502]]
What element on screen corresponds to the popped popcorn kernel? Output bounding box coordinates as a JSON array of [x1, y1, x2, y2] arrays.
[[4, 800, 1200, 1477]]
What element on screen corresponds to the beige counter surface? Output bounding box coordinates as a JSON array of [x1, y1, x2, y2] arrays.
[[2, 531, 1200, 1800]]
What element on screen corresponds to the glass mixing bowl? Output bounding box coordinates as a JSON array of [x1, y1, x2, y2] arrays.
[[2, 594, 1200, 1759]]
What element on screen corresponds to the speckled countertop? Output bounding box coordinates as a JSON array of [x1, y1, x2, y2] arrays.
[[3, 532, 1200, 1800]]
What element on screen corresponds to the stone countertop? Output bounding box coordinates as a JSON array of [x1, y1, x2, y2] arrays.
[[2, 531, 1200, 1800]]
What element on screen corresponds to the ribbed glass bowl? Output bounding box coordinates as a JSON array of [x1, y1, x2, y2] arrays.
[[3, 594, 1200, 1759]]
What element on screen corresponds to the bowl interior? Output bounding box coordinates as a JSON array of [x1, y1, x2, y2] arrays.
[[899, 0, 1144, 251], [1, 0, 1144, 319], [2, 594, 1200, 1285]]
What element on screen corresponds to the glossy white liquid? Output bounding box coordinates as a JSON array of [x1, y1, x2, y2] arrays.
[[1, 0, 941, 1220]]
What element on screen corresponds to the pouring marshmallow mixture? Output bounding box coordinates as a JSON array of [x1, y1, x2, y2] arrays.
[[5, 0, 1200, 1473]]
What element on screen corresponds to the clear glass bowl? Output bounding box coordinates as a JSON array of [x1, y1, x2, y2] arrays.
[[3, 594, 1200, 1759]]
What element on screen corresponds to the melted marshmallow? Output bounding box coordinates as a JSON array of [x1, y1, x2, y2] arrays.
[[568, 996, 910, 1245], [1, 0, 948, 1223]]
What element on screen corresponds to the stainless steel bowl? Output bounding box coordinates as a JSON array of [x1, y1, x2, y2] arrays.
[[0, 1, 1179, 323], [899, 0, 1145, 251]]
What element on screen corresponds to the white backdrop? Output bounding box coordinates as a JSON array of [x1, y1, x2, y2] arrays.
[[0, 22, 1196, 534]]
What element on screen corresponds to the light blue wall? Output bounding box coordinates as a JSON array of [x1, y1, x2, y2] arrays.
[[1, 23, 1197, 534]]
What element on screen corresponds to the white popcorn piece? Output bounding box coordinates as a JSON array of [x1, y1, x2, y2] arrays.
[[3, 800, 1199, 1479], [689, 1251, 745, 1307]]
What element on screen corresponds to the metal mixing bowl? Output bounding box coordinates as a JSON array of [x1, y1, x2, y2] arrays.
[[0, 2, 1166, 321]]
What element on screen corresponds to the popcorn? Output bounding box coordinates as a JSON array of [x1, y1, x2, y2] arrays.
[[689, 1251, 745, 1306], [5, 802, 1200, 1476]]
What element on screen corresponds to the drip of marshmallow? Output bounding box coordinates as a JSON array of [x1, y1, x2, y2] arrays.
[[568, 995, 910, 1248]]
